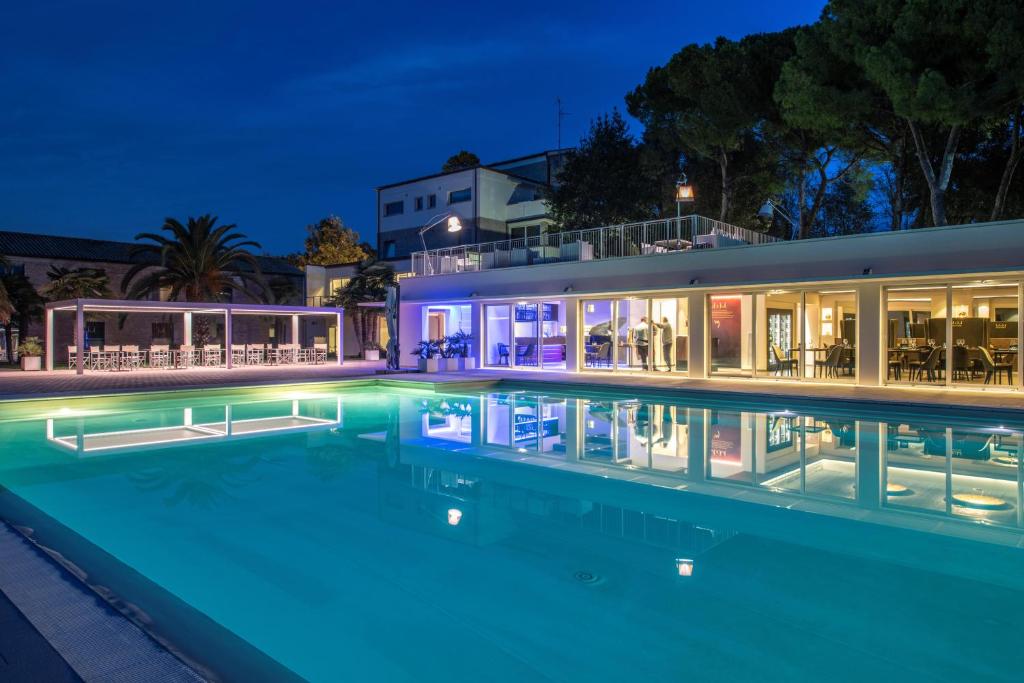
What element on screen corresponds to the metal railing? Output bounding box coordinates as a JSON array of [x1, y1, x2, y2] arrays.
[[410, 215, 780, 277]]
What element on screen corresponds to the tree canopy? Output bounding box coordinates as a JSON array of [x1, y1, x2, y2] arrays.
[[549, 111, 658, 229], [294, 215, 369, 266], [552, 0, 1022, 237], [442, 151, 480, 173]]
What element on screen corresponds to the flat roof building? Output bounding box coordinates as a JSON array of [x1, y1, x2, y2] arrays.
[[397, 215, 1024, 393]]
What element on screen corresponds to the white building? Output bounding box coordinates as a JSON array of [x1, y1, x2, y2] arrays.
[[375, 150, 568, 265], [398, 214, 1024, 394]]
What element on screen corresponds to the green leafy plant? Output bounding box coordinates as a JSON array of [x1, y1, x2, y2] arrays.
[[16, 336, 42, 357]]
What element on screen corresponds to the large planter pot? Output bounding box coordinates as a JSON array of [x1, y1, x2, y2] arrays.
[[20, 356, 41, 371], [436, 358, 452, 372], [417, 357, 439, 373], [363, 349, 380, 361], [454, 357, 476, 371]]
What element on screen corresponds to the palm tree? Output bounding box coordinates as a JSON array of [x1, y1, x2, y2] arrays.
[[327, 259, 396, 354], [121, 215, 263, 302], [41, 266, 113, 300], [1, 271, 44, 365]]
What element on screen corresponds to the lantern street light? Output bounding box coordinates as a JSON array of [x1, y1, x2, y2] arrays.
[[675, 174, 695, 218]]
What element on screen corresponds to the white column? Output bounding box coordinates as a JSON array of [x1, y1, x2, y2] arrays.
[[183, 311, 193, 346], [291, 314, 300, 346], [687, 292, 707, 379], [224, 309, 233, 369], [75, 301, 85, 375], [45, 308, 54, 371], [564, 299, 579, 372], [856, 282, 883, 386], [336, 311, 344, 365]]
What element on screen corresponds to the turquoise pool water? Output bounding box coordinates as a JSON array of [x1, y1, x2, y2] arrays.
[[1, 382, 1023, 682]]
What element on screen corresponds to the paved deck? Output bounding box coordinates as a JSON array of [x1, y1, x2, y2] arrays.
[[0, 361, 386, 400], [2, 362, 1024, 412], [424, 368, 1024, 413]]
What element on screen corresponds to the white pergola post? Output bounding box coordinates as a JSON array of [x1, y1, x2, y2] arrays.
[[336, 311, 343, 365], [224, 308, 233, 369], [291, 314, 299, 346], [183, 311, 193, 346], [45, 308, 54, 371], [75, 301, 85, 375]]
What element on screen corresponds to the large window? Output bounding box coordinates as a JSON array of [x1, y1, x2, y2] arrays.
[[651, 297, 689, 373], [886, 285, 948, 387], [709, 294, 753, 377], [803, 289, 856, 382], [383, 200, 404, 216], [582, 300, 614, 370], [616, 298, 648, 371], [513, 303, 540, 367], [484, 305, 511, 367], [951, 281, 1019, 388], [448, 188, 472, 204]]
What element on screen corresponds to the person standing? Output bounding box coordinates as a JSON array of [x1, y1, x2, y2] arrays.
[[657, 317, 674, 371], [634, 317, 650, 370]]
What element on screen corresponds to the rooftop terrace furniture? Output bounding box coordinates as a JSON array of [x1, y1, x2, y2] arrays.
[[558, 241, 594, 262]]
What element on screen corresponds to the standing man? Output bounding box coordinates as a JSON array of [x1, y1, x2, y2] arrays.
[[656, 316, 673, 371], [634, 316, 650, 370]]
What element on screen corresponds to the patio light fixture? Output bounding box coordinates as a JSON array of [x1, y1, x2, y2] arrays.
[[675, 174, 695, 218], [418, 212, 463, 253]]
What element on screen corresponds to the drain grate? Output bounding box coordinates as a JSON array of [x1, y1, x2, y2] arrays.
[[573, 570, 601, 585]]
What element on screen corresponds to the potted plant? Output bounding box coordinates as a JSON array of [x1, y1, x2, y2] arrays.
[[362, 341, 381, 361], [17, 336, 43, 371], [412, 340, 440, 372], [447, 330, 476, 370]]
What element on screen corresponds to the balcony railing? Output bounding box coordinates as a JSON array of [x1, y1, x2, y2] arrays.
[[410, 215, 780, 277]]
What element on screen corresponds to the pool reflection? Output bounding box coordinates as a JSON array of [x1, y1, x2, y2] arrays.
[[404, 392, 1024, 532]]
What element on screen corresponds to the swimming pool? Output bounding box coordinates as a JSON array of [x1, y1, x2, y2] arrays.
[[1, 381, 1022, 681]]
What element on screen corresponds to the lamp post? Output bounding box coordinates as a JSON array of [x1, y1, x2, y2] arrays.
[[675, 174, 695, 219], [418, 212, 463, 275]]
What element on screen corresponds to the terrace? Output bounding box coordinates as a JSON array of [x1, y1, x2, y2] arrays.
[[410, 215, 779, 276]]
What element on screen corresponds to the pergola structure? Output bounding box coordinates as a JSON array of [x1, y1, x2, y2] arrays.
[[44, 298, 344, 374]]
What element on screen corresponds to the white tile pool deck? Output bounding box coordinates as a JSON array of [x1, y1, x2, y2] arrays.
[[2, 363, 1024, 412]]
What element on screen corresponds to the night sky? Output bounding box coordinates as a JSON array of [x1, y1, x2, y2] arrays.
[[0, 1, 825, 255]]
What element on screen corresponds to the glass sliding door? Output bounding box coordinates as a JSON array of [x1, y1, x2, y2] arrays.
[[539, 300, 566, 370], [484, 304, 511, 367], [754, 290, 801, 378], [651, 297, 688, 373], [616, 298, 650, 371], [803, 289, 856, 382], [709, 294, 753, 377], [581, 299, 614, 370], [885, 286, 948, 387], [951, 280, 1018, 389], [512, 302, 539, 367]]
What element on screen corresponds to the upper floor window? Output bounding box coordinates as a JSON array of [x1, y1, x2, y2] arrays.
[[510, 224, 544, 241], [448, 188, 472, 204], [428, 194, 437, 209], [384, 200, 404, 216], [415, 197, 424, 211], [383, 240, 397, 258]]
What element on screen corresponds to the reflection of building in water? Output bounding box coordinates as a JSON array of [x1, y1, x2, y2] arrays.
[[399, 391, 1024, 534], [45, 396, 343, 455]]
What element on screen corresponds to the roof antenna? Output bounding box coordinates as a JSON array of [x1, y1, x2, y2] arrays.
[[556, 97, 570, 149]]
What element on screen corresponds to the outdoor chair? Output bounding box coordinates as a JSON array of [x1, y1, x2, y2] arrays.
[[246, 344, 265, 365], [122, 345, 146, 370], [230, 344, 246, 366], [978, 347, 1013, 385], [149, 344, 170, 369], [202, 344, 222, 367], [295, 344, 312, 364], [66, 345, 92, 371], [100, 345, 121, 371], [178, 345, 198, 368], [312, 343, 327, 364], [771, 344, 797, 376]]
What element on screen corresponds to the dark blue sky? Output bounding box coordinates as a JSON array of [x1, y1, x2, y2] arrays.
[[0, 1, 824, 255]]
